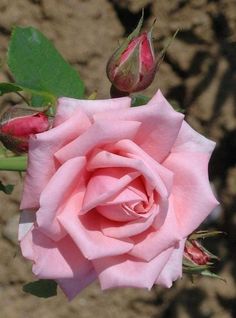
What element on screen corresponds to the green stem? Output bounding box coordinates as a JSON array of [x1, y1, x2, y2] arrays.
[[0, 156, 27, 171]]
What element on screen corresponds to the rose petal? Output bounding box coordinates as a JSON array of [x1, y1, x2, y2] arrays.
[[37, 157, 86, 241], [111, 139, 175, 228], [55, 96, 131, 124], [100, 174, 147, 207], [94, 90, 184, 162], [20, 227, 96, 300], [129, 197, 181, 261], [97, 204, 138, 222], [58, 200, 134, 260], [56, 97, 131, 124], [21, 109, 91, 209], [55, 120, 141, 163], [114, 139, 173, 190], [156, 239, 185, 288], [82, 169, 141, 214], [163, 152, 219, 236], [87, 150, 169, 200], [56, 272, 96, 301], [93, 247, 173, 290], [20, 227, 35, 260], [172, 121, 215, 154], [100, 205, 158, 239]]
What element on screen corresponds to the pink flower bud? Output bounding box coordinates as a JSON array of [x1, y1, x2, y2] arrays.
[[0, 107, 50, 153], [184, 240, 211, 266], [107, 16, 157, 94]]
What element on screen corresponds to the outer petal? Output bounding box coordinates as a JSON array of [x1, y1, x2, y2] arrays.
[[55, 96, 131, 124], [93, 247, 173, 290], [172, 121, 215, 154], [55, 120, 141, 163], [21, 109, 91, 209], [56, 273, 96, 301], [20, 227, 35, 260], [94, 90, 184, 162], [163, 153, 219, 236], [37, 157, 86, 241], [20, 227, 97, 300], [156, 239, 186, 287]]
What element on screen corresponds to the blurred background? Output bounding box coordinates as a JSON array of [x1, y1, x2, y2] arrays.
[[0, 0, 235, 317]]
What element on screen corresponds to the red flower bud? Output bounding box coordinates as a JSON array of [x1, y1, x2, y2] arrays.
[[0, 106, 50, 153], [183, 232, 222, 280], [184, 240, 211, 266], [107, 14, 157, 94]]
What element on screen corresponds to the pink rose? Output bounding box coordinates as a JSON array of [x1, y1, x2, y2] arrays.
[[19, 90, 218, 299]]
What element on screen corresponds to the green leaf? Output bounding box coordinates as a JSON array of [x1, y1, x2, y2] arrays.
[[199, 270, 226, 282], [8, 26, 84, 106], [189, 230, 224, 240], [131, 94, 150, 107], [0, 82, 55, 107], [23, 279, 57, 298], [0, 180, 14, 194], [183, 262, 210, 273], [0, 82, 23, 96], [30, 94, 52, 107], [0, 82, 53, 108]]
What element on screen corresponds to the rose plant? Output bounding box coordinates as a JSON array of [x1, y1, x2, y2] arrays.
[[0, 16, 221, 300], [18, 90, 218, 299]]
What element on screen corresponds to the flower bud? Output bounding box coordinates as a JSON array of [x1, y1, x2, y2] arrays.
[[107, 14, 157, 94], [184, 240, 211, 266], [0, 106, 50, 153], [183, 233, 223, 281]]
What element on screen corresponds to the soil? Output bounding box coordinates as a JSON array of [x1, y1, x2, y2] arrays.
[[0, 0, 236, 317]]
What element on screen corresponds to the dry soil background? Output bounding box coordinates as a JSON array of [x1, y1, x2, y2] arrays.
[[0, 0, 236, 318]]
